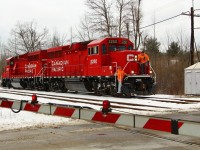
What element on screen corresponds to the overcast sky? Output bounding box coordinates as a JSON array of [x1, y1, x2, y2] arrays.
[[0, 0, 200, 49]]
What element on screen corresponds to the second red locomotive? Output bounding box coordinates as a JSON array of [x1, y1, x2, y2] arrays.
[[1, 37, 156, 96]]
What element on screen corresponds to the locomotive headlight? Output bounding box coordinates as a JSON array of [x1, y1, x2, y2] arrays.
[[134, 55, 138, 61], [150, 70, 152, 74], [131, 70, 134, 74]]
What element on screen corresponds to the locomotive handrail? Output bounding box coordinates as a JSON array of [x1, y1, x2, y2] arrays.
[[111, 62, 118, 87], [34, 67, 46, 85], [123, 61, 130, 71]]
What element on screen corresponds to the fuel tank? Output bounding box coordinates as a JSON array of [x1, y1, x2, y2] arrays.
[[65, 78, 93, 92]]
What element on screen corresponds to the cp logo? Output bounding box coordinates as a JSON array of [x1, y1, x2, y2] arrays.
[[127, 54, 134, 62]]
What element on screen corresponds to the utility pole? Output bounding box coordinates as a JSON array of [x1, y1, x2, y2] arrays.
[[182, 6, 200, 65], [190, 7, 194, 65]]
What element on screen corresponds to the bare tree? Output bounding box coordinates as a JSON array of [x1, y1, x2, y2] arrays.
[[84, 0, 143, 42], [86, 0, 113, 37], [8, 21, 49, 54], [50, 30, 68, 47], [76, 14, 94, 41], [0, 39, 7, 75], [128, 0, 143, 49], [0, 38, 2, 59], [116, 0, 129, 37]]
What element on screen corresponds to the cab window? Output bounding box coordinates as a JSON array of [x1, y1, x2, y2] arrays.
[[91, 47, 94, 54], [102, 44, 106, 54], [109, 45, 117, 51], [88, 46, 99, 55], [109, 45, 126, 51], [88, 48, 91, 55], [129, 45, 133, 50], [93, 46, 98, 54], [118, 46, 126, 50], [10, 61, 14, 66]]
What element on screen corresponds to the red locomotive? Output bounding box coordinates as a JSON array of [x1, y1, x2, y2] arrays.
[[1, 37, 156, 96]]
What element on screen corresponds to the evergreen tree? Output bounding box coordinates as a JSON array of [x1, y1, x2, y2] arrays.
[[144, 37, 160, 69], [167, 41, 181, 57], [145, 37, 160, 54]]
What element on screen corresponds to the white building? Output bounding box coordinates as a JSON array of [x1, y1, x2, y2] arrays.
[[184, 62, 200, 95]]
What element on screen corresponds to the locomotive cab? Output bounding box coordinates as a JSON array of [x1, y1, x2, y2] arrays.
[[86, 38, 135, 76]]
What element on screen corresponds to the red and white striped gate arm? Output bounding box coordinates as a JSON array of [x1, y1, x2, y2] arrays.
[[0, 99, 80, 119], [135, 116, 183, 133], [80, 109, 134, 127], [1, 98, 200, 137], [179, 121, 200, 137]]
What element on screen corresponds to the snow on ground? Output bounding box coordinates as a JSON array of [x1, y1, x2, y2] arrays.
[[0, 90, 91, 132], [0, 108, 74, 131], [1, 88, 200, 131]]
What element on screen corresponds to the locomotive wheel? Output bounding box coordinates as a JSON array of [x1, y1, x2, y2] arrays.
[[62, 88, 68, 93], [94, 88, 102, 96], [49, 82, 55, 92], [7, 80, 12, 89], [1, 80, 7, 87], [43, 83, 49, 91], [110, 86, 117, 97], [21, 82, 27, 89], [123, 93, 132, 98]]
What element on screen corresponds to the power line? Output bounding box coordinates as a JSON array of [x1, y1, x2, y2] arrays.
[[140, 8, 200, 30], [140, 13, 182, 29]]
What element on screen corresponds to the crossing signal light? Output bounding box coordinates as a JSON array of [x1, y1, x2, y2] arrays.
[[102, 100, 111, 115], [31, 94, 38, 105]]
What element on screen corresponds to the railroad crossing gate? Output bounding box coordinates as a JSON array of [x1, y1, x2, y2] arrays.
[[1, 97, 200, 138]]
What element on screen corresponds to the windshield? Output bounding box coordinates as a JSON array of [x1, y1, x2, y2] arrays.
[[109, 45, 126, 51]]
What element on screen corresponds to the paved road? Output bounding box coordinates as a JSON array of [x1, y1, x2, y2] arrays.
[[0, 120, 200, 150]]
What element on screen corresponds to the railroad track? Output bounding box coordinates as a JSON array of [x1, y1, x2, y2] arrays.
[[137, 95, 200, 104], [0, 88, 199, 115]]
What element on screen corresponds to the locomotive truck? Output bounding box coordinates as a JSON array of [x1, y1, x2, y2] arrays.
[[1, 37, 156, 96]]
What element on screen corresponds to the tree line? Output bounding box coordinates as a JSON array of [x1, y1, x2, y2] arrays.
[[0, 0, 199, 95]]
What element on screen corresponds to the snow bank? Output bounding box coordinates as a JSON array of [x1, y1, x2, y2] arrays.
[[0, 108, 82, 131]]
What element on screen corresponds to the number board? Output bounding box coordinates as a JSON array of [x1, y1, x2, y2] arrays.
[[108, 40, 118, 44]]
